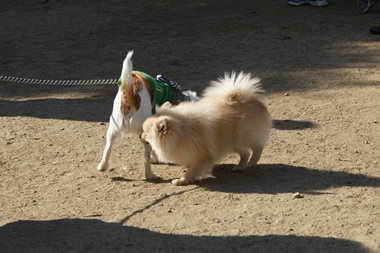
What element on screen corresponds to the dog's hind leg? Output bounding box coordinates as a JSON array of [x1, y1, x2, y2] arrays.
[[142, 142, 160, 180], [97, 115, 122, 172], [247, 145, 263, 167], [232, 149, 250, 172]]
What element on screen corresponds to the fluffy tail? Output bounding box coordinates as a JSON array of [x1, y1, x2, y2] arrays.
[[120, 50, 134, 87], [203, 72, 264, 105]]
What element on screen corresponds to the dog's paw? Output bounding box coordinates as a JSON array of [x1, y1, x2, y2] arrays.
[[97, 163, 108, 172], [145, 172, 160, 180], [247, 161, 258, 168], [232, 165, 245, 172], [172, 177, 189, 186]]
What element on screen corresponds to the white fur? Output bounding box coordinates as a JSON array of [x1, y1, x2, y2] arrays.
[[97, 51, 198, 179]]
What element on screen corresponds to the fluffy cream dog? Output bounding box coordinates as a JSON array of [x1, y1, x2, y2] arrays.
[[141, 72, 272, 185]]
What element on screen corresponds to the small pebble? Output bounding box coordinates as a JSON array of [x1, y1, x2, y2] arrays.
[[293, 192, 304, 199], [285, 228, 294, 233]]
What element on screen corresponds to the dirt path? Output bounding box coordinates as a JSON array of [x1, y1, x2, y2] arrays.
[[1, 0, 380, 252]]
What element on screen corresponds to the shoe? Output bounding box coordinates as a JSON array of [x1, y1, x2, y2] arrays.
[[370, 25, 380, 34], [361, 0, 378, 13], [288, 0, 329, 6]]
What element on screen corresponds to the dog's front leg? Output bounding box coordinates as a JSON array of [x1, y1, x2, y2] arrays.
[[97, 115, 121, 172], [143, 142, 160, 180]]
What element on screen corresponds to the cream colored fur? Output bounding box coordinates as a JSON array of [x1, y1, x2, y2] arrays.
[[141, 72, 272, 185]]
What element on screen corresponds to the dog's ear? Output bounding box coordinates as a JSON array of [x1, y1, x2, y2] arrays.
[[155, 117, 169, 135]]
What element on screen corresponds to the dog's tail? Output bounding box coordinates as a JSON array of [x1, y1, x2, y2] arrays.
[[203, 72, 264, 105], [120, 50, 134, 87]]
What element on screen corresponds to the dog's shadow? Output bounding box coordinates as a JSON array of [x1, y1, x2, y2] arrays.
[[196, 163, 380, 194]]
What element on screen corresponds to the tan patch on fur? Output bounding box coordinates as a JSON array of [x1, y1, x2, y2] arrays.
[[120, 74, 144, 118]]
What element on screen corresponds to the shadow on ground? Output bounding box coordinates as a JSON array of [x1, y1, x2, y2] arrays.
[[196, 163, 380, 194], [0, 219, 371, 253], [0, 82, 116, 121], [0, 97, 113, 122], [273, 119, 316, 130]]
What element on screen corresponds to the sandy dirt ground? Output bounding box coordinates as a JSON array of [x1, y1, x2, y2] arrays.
[[1, 0, 380, 252]]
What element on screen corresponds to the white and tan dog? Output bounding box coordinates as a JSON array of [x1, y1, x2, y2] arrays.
[[141, 72, 272, 185], [97, 51, 198, 179]]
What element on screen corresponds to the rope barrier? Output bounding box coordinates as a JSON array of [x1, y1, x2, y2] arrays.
[[0, 75, 118, 86]]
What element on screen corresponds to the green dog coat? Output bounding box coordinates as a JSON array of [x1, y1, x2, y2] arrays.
[[118, 71, 191, 114]]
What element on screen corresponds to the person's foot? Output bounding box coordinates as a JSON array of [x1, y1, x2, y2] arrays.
[[288, 0, 329, 6], [361, 0, 378, 13], [370, 26, 380, 35]]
